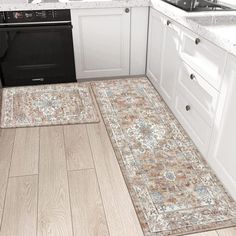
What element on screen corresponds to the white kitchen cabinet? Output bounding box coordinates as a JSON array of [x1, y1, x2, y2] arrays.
[[146, 8, 236, 199], [207, 54, 236, 199], [180, 28, 227, 91], [175, 85, 212, 156], [147, 9, 216, 154], [71, 8, 130, 79], [177, 62, 219, 120], [174, 62, 219, 156], [159, 19, 180, 107], [147, 9, 180, 108], [130, 7, 149, 76], [147, 9, 165, 87]]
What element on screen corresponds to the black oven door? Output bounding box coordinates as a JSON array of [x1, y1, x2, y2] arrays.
[[0, 24, 76, 87]]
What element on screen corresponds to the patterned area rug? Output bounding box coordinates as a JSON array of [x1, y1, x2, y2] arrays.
[[92, 77, 236, 236], [1, 83, 99, 128]]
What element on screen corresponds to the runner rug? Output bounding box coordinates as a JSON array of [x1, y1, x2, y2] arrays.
[[1, 83, 99, 128], [92, 77, 236, 236]]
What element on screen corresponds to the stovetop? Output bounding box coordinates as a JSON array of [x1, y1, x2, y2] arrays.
[[161, 0, 236, 12]]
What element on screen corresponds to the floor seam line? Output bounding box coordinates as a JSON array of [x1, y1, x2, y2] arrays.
[[0, 129, 16, 231], [9, 173, 39, 179], [86, 123, 111, 236], [36, 127, 40, 236], [67, 167, 95, 172], [62, 126, 75, 236]]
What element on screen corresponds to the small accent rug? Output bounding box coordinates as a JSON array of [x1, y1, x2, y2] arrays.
[[92, 77, 236, 236], [1, 83, 99, 128]]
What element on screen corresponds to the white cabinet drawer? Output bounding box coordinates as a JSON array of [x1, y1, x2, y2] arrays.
[[178, 63, 219, 122], [174, 88, 212, 156], [180, 29, 227, 90]]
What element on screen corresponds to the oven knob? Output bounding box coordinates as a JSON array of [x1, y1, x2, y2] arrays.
[[14, 12, 23, 19], [25, 12, 33, 18], [0, 12, 5, 23], [190, 74, 195, 80]]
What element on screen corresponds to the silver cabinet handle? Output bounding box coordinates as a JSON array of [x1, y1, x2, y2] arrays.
[[167, 20, 171, 26], [32, 78, 45, 82], [190, 74, 195, 80], [186, 105, 191, 111], [195, 38, 201, 45]]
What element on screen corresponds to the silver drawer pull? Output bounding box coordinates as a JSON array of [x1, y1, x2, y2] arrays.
[[32, 78, 45, 82], [185, 105, 191, 111], [125, 8, 130, 13], [190, 74, 195, 80], [195, 38, 201, 45]]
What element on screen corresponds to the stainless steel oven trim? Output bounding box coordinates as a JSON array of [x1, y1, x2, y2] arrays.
[[0, 24, 72, 31], [0, 21, 71, 27]]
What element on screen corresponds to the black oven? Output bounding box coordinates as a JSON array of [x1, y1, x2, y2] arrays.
[[0, 10, 76, 87]]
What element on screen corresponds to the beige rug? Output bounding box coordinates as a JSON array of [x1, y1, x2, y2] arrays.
[[92, 77, 236, 236], [1, 83, 99, 128]]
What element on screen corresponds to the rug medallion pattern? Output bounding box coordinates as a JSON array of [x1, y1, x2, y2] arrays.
[[1, 83, 99, 128], [92, 77, 236, 236]]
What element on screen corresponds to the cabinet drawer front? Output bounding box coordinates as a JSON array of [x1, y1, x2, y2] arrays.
[[178, 63, 219, 121], [180, 29, 226, 90], [174, 91, 212, 155]]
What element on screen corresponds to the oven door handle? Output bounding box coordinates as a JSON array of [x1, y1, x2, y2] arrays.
[[0, 24, 72, 32]]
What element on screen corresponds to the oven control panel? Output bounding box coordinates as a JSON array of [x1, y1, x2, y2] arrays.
[[1, 10, 71, 23], [0, 12, 5, 23]]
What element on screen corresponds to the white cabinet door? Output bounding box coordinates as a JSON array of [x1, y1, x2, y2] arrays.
[[147, 9, 165, 87], [71, 8, 130, 79], [208, 54, 236, 199], [159, 19, 180, 107], [130, 7, 149, 76]]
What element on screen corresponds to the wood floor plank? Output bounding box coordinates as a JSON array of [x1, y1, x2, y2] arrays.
[[38, 126, 73, 236], [64, 125, 94, 171], [0, 128, 15, 227], [10, 127, 39, 177], [87, 122, 143, 236], [0, 175, 38, 236], [217, 227, 236, 236], [68, 169, 109, 236]]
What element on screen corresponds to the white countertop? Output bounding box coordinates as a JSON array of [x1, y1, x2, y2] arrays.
[[1, 0, 236, 57], [0, 0, 150, 11], [150, 0, 236, 57]]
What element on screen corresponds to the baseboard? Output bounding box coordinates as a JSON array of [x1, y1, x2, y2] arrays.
[[77, 74, 146, 83], [208, 157, 236, 200]]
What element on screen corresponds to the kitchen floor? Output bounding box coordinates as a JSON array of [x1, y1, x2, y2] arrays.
[[0, 92, 235, 236]]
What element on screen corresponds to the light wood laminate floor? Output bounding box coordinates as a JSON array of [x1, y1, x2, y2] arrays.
[[0, 96, 235, 236]]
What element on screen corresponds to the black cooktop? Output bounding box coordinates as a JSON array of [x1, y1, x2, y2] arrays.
[[162, 0, 235, 12]]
